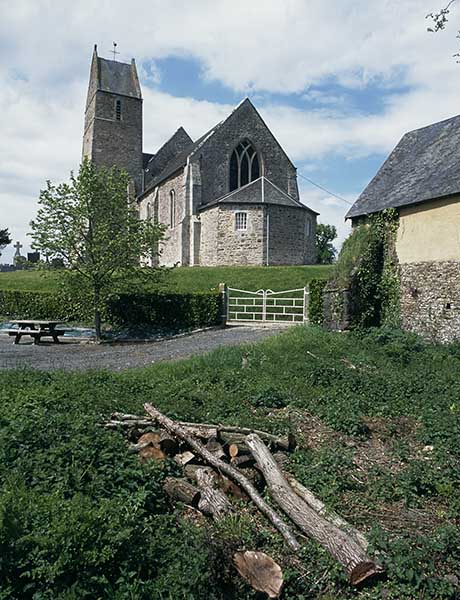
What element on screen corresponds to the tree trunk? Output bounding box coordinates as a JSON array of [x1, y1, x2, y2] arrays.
[[93, 283, 102, 342], [143, 403, 300, 551], [285, 474, 369, 551], [246, 434, 383, 586], [195, 467, 233, 519]]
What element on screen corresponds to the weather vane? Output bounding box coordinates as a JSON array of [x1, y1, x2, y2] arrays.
[[111, 42, 119, 60]]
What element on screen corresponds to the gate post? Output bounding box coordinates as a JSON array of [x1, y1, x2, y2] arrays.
[[218, 283, 228, 327], [303, 285, 310, 323]]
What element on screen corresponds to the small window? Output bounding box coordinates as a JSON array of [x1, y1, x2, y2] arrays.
[[146, 202, 152, 220], [115, 99, 121, 121], [305, 217, 311, 236], [235, 212, 247, 231], [169, 190, 176, 228]]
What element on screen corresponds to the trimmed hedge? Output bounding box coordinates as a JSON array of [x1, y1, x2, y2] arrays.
[[0, 290, 222, 331], [106, 292, 222, 329], [0, 290, 91, 322], [308, 279, 328, 325]]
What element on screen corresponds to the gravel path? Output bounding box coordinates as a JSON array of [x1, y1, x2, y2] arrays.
[[0, 326, 285, 371]]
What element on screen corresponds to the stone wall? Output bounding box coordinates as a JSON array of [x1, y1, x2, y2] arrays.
[[267, 205, 316, 265], [200, 204, 265, 266], [157, 171, 187, 266], [400, 261, 460, 343], [83, 90, 143, 193]]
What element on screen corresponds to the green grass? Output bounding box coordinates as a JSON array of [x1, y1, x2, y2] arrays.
[[1, 326, 459, 598], [0, 264, 332, 294]]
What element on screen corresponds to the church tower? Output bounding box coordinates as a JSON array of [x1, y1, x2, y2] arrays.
[[82, 45, 143, 192]]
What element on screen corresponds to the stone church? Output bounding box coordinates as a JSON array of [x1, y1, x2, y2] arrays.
[[82, 46, 318, 266]]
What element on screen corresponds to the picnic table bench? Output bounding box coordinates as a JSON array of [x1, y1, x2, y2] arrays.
[[6, 320, 66, 345]]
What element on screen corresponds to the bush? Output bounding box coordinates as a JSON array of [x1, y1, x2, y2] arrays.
[[0, 290, 91, 321], [106, 292, 222, 330], [308, 279, 328, 324], [0, 290, 222, 332]]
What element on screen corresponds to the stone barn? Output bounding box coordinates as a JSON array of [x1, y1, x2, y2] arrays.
[[347, 114, 460, 342]]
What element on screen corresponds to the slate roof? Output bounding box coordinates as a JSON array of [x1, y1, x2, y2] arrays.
[[199, 177, 318, 213], [346, 114, 460, 219], [98, 57, 142, 98]]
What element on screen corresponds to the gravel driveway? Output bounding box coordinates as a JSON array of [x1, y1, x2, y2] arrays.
[[0, 326, 285, 371]]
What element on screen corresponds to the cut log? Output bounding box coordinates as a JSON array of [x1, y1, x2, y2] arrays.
[[234, 551, 283, 598], [206, 437, 226, 460], [228, 443, 239, 458], [159, 431, 179, 455], [139, 445, 166, 462], [107, 412, 294, 449], [185, 464, 247, 500], [231, 454, 256, 469], [163, 477, 200, 506], [174, 450, 195, 466], [246, 433, 383, 585], [196, 467, 233, 519], [285, 474, 369, 551], [143, 403, 300, 552]]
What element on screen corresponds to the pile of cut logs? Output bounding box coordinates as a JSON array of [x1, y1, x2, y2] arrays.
[[104, 404, 383, 596]]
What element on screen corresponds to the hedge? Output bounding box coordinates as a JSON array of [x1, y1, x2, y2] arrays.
[[106, 292, 222, 329], [308, 278, 328, 325], [0, 290, 222, 331]]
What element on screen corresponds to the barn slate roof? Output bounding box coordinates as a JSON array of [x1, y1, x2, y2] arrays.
[[346, 114, 460, 219]]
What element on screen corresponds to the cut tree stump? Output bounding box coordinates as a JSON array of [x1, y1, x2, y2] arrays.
[[246, 433, 383, 585]]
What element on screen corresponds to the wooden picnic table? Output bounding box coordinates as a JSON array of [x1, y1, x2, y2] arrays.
[[7, 320, 66, 345]]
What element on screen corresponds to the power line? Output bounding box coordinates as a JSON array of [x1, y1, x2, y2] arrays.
[[297, 172, 353, 206]]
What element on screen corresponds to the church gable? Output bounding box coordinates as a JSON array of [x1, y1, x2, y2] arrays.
[[191, 98, 300, 207], [144, 127, 193, 188]]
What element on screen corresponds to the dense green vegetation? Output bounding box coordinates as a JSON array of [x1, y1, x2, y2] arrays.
[[0, 265, 333, 294], [1, 326, 459, 598]]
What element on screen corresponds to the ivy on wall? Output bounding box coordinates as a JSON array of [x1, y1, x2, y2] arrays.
[[329, 209, 401, 329]]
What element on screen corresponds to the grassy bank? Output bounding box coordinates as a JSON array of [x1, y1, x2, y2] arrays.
[[1, 326, 459, 598], [0, 264, 332, 294]]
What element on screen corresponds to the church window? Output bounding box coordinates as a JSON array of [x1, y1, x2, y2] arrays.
[[235, 211, 247, 231], [115, 99, 122, 121], [146, 202, 152, 220], [305, 217, 311, 236], [229, 141, 261, 192], [169, 190, 176, 228]]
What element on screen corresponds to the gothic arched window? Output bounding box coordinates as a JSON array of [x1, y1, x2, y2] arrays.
[[169, 190, 176, 228], [229, 141, 261, 192], [146, 202, 152, 220]]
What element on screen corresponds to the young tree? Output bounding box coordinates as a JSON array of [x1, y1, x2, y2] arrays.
[[315, 223, 338, 264], [0, 228, 11, 257], [30, 158, 165, 340]]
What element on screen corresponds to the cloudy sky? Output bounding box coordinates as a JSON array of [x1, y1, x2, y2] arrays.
[[1, 0, 460, 263]]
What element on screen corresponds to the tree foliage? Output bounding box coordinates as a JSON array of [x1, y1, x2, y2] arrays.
[[30, 159, 165, 339], [315, 223, 338, 264], [0, 228, 11, 257]]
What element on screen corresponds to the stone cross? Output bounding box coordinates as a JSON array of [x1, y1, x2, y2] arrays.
[[111, 42, 119, 60], [13, 241, 23, 257]]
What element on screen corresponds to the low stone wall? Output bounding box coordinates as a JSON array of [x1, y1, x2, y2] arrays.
[[322, 287, 353, 331], [400, 261, 460, 343]]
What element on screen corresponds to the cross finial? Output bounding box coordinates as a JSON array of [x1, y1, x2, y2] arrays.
[[13, 241, 23, 256], [111, 42, 120, 60]]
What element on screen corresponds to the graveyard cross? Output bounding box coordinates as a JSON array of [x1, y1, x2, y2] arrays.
[[13, 241, 23, 257], [111, 42, 119, 60]]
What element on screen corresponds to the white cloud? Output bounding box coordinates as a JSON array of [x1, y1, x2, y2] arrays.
[[1, 0, 460, 262]]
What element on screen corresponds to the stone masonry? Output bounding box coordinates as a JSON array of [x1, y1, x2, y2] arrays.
[[400, 261, 460, 343], [82, 47, 319, 267]]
